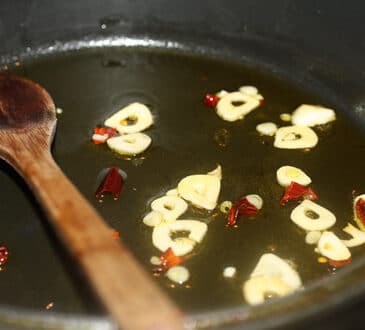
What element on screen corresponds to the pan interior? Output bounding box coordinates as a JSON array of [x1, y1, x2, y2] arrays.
[[1, 44, 365, 317]]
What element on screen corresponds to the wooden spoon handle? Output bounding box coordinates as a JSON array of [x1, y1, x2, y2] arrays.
[[14, 146, 183, 330]]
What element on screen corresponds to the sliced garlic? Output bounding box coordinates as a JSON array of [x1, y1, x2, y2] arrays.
[[274, 125, 318, 149], [291, 104, 336, 127], [151, 196, 188, 223], [243, 275, 294, 305], [104, 102, 153, 134], [143, 211, 163, 227], [216, 90, 228, 98], [150, 256, 161, 265], [353, 194, 365, 231], [276, 165, 312, 187], [166, 188, 178, 197], [220, 201, 233, 214], [207, 164, 222, 180], [177, 174, 221, 210], [256, 122, 277, 136], [216, 92, 260, 122], [290, 200, 336, 231], [223, 266, 237, 278], [166, 266, 190, 284], [246, 194, 263, 210], [305, 231, 322, 245], [342, 223, 365, 247], [317, 231, 351, 261], [152, 220, 208, 256], [107, 133, 151, 155], [239, 85, 258, 96], [280, 113, 292, 122], [250, 253, 302, 289]]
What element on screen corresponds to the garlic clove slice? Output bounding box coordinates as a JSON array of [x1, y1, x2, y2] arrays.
[[207, 164, 222, 180], [290, 200, 336, 231], [177, 174, 221, 210], [250, 253, 302, 289], [166, 188, 179, 196], [256, 122, 278, 136], [274, 125, 318, 149], [216, 92, 260, 122], [104, 102, 153, 134], [143, 211, 163, 227], [246, 194, 263, 210], [243, 275, 294, 305], [151, 196, 188, 223], [342, 223, 365, 247], [276, 165, 312, 187], [291, 104, 336, 127], [152, 220, 208, 256], [318, 231, 351, 261], [166, 266, 190, 284], [107, 133, 151, 155]]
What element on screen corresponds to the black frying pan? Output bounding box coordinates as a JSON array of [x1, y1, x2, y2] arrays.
[[1, 1, 365, 329]]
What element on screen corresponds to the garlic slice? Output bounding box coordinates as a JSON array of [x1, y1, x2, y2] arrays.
[[143, 211, 163, 227], [250, 253, 302, 289], [317, 231, 351, 261], [290, 200, 336, 231], [104, 102, 153, 134], [152, 220, 208, 256], [342, 223, 365, 247], [151, 196, 188, 223], [177, 174, 221, 210], [274, 125, 318, 149], [166, 266, 190, 284], [353, 194, 365, 231], [243, 275, 294, 305], [216, 92, 260, 122], [246, 194, 263, 210], [291, 104, 336, 127], [166, 188, 179, 197], [239, 85, 258, 96], [207, 164, 222, 180], [107, 133, 151, 155], [256, 122, 277, 136], [276, 165, 312, 187]]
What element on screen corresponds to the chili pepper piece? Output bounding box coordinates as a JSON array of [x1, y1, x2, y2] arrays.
[[328, 257, 352, 268], [355, 198, 365, 225], [280, 181, 318, 205], [0, 245, 9, 266], [204, 93, 220, 107], [153, 247, 186, 273], [95, 167, 124, 200], [92, 127, 117, 144], [227, 196, 259, 226]]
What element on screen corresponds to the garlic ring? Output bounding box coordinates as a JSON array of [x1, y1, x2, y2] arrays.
[[216, 92, 260, 122], [274, 125, 318, 149], [104, 102, 153, 134], [107, 133, 151, 155], [151, 196, 188, 223]]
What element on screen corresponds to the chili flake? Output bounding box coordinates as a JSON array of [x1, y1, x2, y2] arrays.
[[153, 247, 186, 273], [328, 257, 352, 268], [280, 181, 318, 205], [95, 167, 124, 200], [0, 245, 9, 266], [92, 127, 117, 144], [227, 196, 259, 226], [204, 93, 220, 107], [355, 198, 365, 226]]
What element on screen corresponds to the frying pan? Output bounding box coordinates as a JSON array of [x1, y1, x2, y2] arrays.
[[1, 1, 365, 329]]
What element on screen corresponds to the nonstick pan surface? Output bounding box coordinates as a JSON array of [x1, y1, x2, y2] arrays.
[[1, 33, 365, 329]]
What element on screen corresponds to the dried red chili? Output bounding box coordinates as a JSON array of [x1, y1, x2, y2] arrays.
[[328, 257, 352, 268], [227, 196, 259, 226], [95, 167, 124, 200], [0, 245, 9, 266], [280, 181, 318, 205], [355, 198, 365, 225], [204, 93, 220, 107], [153, 247, 186, 273], [92, 127, 117, 144]]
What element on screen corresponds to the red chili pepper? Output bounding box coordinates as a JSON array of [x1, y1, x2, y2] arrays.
[[204, 93, 220, 107], [355, 198, 365, 225], [0, 245, 9, 266], [328, 257, 352, 268], [95, 167, 124, 200], [92, 127, 117, 144], [280, 181, 318, 205], [153, 247, 186, 273], [227, 196, 259, 226]]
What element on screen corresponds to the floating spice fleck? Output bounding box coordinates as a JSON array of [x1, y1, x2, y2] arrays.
[[0, 245, 9, 266], [214, 128, 230, 148], [227, 196, 259, 226], [153, 247, 186, 273], [95, 167, 124, 200], [280, 181, 318, 205], [45, 302, 54, 310], [204, 93, 219, 107]]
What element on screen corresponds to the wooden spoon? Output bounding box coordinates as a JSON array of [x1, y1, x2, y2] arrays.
[[0, 74, 183, 330]]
